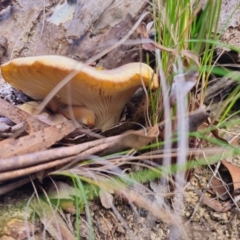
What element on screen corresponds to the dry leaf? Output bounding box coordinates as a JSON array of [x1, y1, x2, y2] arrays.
[[117, 124, 159, 149], [0, 98, 48, 133], [201, 193, 232, 212], [0, 121, 76, 158], [221, 160, 240, 196], [139, 23, 155, 51], [209, 121, 229, 144], [210, 177, 230, 201], [99, 189, 113, 209], [210, 133, 240, 200]]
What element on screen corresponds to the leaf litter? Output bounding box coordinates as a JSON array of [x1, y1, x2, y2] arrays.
[[1, 1, 240, 239]]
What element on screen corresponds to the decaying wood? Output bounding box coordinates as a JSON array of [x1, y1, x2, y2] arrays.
[[85, 11, 150, 66], [66, 0, 114, 42], [0, 0, 148, 68], [204, 75, 239, 104]]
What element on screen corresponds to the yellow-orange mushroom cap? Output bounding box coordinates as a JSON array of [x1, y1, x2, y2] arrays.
[[1, 55, 159, 130]]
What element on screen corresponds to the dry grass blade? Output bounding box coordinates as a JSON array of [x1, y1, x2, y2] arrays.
[[139, 36, 200, 66], [86, 173, 175, 225], [0, 121, 76, 158]]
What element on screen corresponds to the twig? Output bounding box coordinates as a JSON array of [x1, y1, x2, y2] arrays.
[[0, 133, 120, 172], [0, 176, 35, 195]]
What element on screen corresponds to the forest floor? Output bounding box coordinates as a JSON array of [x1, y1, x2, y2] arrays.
[[1, 0, 240, 239]]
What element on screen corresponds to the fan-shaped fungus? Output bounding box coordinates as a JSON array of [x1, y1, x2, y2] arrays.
[[1, 55, 158, 130]]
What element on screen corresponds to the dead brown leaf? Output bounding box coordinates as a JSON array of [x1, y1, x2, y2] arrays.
[[0, 121, 76, 158], [99, 189, 113, 209], [221, 160, 240, 196], [139, 22, 155, 51], [198, 191, 232, 213], [210, 177, 230, 201], [117, 124, 159, 149], [209, 132, 240, 200], [0, 98, 48, 133]]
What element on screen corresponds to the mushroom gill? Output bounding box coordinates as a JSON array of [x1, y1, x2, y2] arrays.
[[1, 55, 159, 130]]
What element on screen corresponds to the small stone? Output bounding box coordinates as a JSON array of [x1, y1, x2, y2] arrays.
[[139, 208, 148, 218], [210, 212, 230, 223], [3, 218, 36, 240]]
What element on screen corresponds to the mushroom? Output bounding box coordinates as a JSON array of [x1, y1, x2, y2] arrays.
[[1, 55, 159, 130]]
